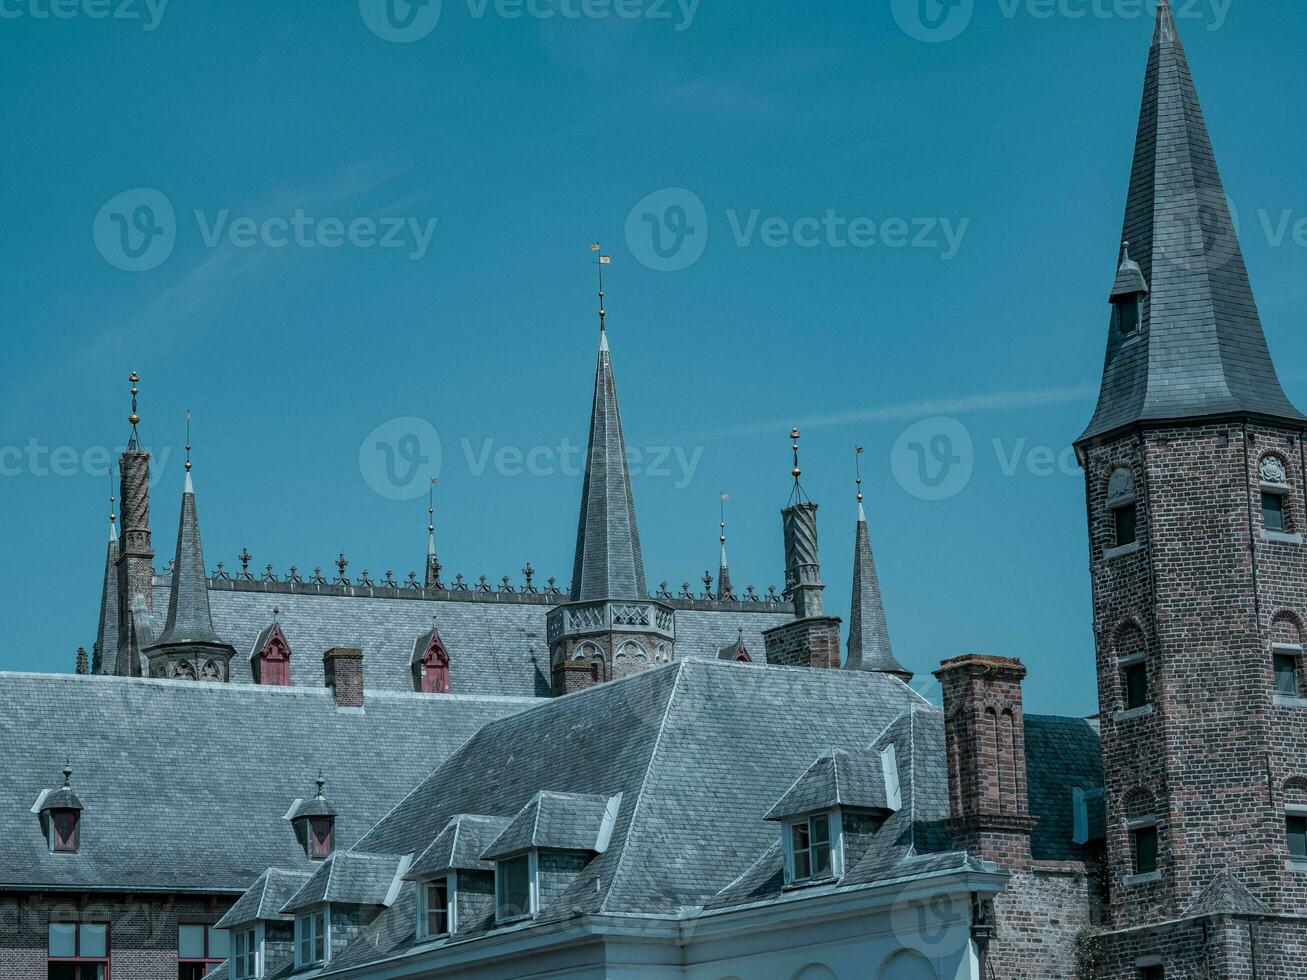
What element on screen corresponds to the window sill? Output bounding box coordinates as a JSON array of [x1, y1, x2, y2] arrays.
[[782, 874, 839, 892], [1262, 530, 1303, 544], [1112, 705, 1153, 722], [494, 914, 535, 927], [1123, 871, 1161, 886], [1286, 859, 1307, 872], [1104, 541, 1142, 560], [1275, 695, 1307, 709]]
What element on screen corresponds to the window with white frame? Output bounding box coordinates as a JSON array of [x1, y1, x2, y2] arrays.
[[295, 908, 328, 967], [786, 813, 835, 883], [495, 853, 536, 921], [418, 875, 453, 938], [231, 925, 260, 979]]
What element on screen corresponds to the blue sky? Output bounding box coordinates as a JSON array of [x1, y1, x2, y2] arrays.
[[2, 0, 1305, 716]]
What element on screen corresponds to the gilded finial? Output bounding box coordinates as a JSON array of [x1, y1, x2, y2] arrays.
[[62, 758, 72, 788], [109, 470, 117, 526], [719, 491, 729, 544], [855, 445, 864, 503], [428, 478, 438, 535], [184, 410, 192, 473], [790, 428, 802, 480], [315, 771, 326, 799]]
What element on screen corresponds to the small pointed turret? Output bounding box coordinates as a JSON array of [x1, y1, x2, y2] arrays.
[[143, 417, 236, 681], [115, 373, 153, 677], [424, 480, 443, 590], [846, 449, 910, 682], [716, 492, 734, 600], [1079, 0, 1304, 445], [93, 480, 120, 675]]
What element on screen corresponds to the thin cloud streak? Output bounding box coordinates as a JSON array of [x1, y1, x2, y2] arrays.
[[710, 384, 1099, 439]]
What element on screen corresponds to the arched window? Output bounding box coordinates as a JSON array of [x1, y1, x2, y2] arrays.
[[879, 950, 938, 980], [1271, 613, 1304, 700], [1115, 623, 1148, 711], [1106, 468, 1138, 549], [413, 629, 451, 694], [1123, 788, 1159, 879], [1259, 454, 1293, 535], [254, 624, 291, 686]]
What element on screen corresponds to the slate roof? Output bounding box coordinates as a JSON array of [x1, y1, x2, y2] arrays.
[[0, 671, 533, 893], [481, 791, 617, 860], [1079, 0, 1305, 443], [846, 501, 910, 680], [405, 814, 510, 879], [571, 328, 648, 602], [764, 747, 890, 821], [1182, 868, 1272, 918], [177, 584, 794, 695], [306, 660, 928, 972], [281, 851, 409, 914], [216, 869, 314, 928], [712, 704, 1103, 909]]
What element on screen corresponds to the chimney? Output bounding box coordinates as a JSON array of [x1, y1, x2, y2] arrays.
[[324, 648, 364, 708], [933, 655, 1037, 867]]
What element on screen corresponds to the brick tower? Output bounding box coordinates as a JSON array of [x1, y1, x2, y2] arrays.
[[114, 373, 154, 677], [1077, 3, 1307, 974]]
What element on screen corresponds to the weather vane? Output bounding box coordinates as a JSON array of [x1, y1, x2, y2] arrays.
[[591, 243, 612, 336], [855, 445, 864, 503]]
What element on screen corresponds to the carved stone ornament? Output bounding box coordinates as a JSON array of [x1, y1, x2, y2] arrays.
[[1107, 468, 1136, 505], [1260, 455, 1288, 485]]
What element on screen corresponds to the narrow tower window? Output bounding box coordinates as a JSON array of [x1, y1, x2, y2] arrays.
[[1263, 491, 1287, 533], [1274, 652, 1300, 699], [1131, 823, 1158, 875], [1124, 659, 1148, 710], [1106, 468, 1138, 549], [1287, 814, 1307, 862], [1114, 504, 1138, 547]]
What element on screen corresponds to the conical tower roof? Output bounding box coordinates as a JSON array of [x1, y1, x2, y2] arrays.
[[570, 328, 647, 602], [846, 501, 910, 682], [1079, 0, 1304, 444], [150, 472, 226, 650]]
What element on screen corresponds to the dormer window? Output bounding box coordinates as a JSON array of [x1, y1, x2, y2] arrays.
[[417, 876, 452, 938], [412, 626, 451, 694], [252, 620, 291, 686], [295, 907, 328, 967], [495, 853, 537, 922], [788, 814, 833, 882], [38, 765, 84, 854], [1114, 294, 1141, 336], [1109, 241, 1148, 339], [288, 776, 336, 861]]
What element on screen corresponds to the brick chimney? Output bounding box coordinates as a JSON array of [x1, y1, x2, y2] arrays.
[[934, 655, 1037, 867], [323, 648, 364, 708]]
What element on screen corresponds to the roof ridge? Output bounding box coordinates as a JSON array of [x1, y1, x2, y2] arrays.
[[598, 664, 685, 914]]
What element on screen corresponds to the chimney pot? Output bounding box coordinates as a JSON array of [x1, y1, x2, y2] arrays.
[[323, 648, 364, 707]]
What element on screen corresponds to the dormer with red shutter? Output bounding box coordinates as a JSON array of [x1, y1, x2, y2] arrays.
[[411, 624, 451, 694], [35, 764, 84, 853], [251, 614, 291, 686], [287, 776, 336, 861], [717, 628, 751, 663]]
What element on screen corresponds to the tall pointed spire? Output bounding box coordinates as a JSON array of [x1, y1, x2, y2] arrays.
[[716, 492, 734, 600], [144, 415, 236, 680], [570, 252, 647, 601], [846, 448, 910, 681], [93, 474, 120, 675], [115, 373, 153, 677], [1079, 0, 1303, 444]]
